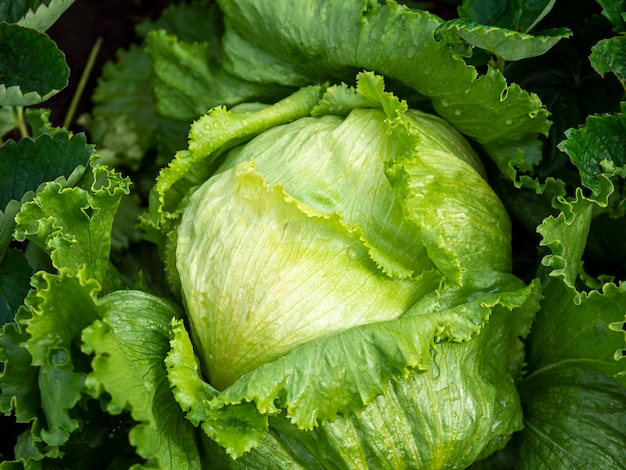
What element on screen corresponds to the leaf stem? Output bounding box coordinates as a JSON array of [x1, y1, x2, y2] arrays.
[[13, 106, 28, 138], [63, 37, 103, 129]]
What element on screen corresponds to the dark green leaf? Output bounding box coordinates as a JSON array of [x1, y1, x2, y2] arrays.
[[595, 0, 626, 30], [558, 108, 626, 193], [0, 130, 92, 211], [458, 0, 557, 32], [146, 30, 287, 121], [0, 315, 39, 423], [135, 0, 223, 45], [0, 249, 33, 326], [519, 362, 626, 469], [0, 22, 69, 106], [440, 19, 571, 61], [591, 35, 626, 81]]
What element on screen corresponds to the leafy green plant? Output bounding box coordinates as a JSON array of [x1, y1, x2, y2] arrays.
[[1, 0, 625, 468]]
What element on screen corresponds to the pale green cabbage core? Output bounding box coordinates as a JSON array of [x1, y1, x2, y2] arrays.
[[176, 106, 511, 389]]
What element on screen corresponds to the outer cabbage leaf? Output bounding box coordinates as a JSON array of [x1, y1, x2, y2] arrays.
[[146, 30, 288, 122], [215, 0, 550, 177], [81, 290, 203, 469], [167, 277, 540, 463], [85, 1, 228, 171], [518, 362, 626, 469], [500, 141, 626, 466]]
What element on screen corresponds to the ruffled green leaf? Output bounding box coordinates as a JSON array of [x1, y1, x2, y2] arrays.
[[84, 45, 189, 171], [14, 164, 130, 286], [166, 319, 267, 460], [558, 106, 626, 194], [146, 30, 287, 122], [439, 20, 572, 61], [13, 269, 104, 455], [458, 0, 558, 33], [81, 290, 202, 469], [168, 277, 540, 462], [216, 0, 550, 177], [590, 35, 626, 82], [0, 22, 69, 106], [143, 83, 324, 241]]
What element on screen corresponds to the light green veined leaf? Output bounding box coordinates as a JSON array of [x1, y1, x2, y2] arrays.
[[438, 20, 572, 61], [81, 290, 203, 469]]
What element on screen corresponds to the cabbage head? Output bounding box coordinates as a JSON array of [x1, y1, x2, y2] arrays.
[[148, 72, 541, 468]]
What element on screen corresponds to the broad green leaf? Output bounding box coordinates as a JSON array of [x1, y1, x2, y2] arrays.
[[146, 30, 288, 122], [518, 362, 626, 469], [0, 23, 69, 106], [458, 0, 557, 33], [558, 107, 626, 194], [16, 269, 103, 454], [216, 0, 550, 179], [0, 249, 32, 325], [590, 35, 626, 82], [439, 20, 572, 61], [168, 278, 540, 461], [85, 44, 188, 170], [0, 131, 92, 211], [14, 164, 130, 285], [81, 290, 203, 469], [527, 273, 626, 385]]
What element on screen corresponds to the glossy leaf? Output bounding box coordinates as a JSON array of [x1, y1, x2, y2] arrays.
[[590, 35, 626, 82], [439, 20, 572, 61], [81, 290, 202, 468], [458, 0, 557, 33], [0, 22, 69, 106], [0, 130, 92, 211], [558, 106, 626, 194]]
